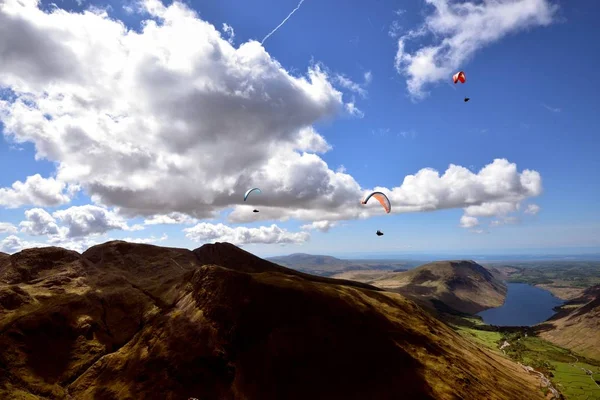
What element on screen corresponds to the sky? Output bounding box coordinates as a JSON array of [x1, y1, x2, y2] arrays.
[[0, 0, 598, 257]]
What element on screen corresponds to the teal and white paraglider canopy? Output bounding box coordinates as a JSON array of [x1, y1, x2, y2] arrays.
[[244, 188, 261, 201]]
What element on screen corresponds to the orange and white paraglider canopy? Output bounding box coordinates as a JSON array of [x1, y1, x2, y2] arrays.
[[453, 71, 466, 84]]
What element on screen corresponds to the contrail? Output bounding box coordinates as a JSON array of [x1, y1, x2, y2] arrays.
[[261, 0, 305, 45]]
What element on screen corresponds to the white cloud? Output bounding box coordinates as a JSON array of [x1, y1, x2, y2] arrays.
[[0, 235, 47, 254], [394, 0, 557, 98], [0, 174, 74, 208], [524, 204, 541, 215], [48, 236, 101, 253], [345, 100, 364, 118], [222, 23, 235, 44], [0, 0, 544, 238], [184, 223, 310, 246], [53, 205, 138, 238], [229, 158, 542, 228], [0, 0, 348, 220], [19, 208, 65, 236], [301, 220, 337, 232], [460, 215, 479, 228], [334, 72, 371, 98], [0, 222, 18, 234], [465, 201, 519, 217], [144, 212, 198, 225]]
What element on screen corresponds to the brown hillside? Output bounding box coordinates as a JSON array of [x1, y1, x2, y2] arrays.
[[0, 242, 543, 399], [369, 260, 507, 314], [537, 284, 600, 360]]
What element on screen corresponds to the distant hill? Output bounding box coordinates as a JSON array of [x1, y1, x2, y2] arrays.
[[537, 284, 600, 360], [363, 260, 508, 315], [0, 241, 544, 399], [266, 253, 415, 276]]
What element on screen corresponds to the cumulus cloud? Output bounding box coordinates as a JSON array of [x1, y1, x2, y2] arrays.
[[0, 222, 18, 234], [0, 174, 74, 208], [301, 220, 337, 232], [53, 205, 139, 238], [14, 205, 144, 251], [0, 0, 544, 241], [394, 0, 557, 98], [524, 204, 541, 215], [229, 158, 542, 231], [19, 208, 65, 236], [0, 235, 46, 254], [0, 0, 348, 220], [465, 202, 519, 217], [184, 223, 310, 246]]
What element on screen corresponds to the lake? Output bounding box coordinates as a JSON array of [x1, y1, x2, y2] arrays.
[[476, 283, 565, 326]]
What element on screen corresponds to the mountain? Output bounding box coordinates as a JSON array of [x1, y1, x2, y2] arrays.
[[366, 261, 508, 315], [266, 253, 414, 276], [537, 284, 600, 360], [0, 242, 544, 399]]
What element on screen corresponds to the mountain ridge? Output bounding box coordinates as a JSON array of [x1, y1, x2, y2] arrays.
[[0, 241, 544, 399]]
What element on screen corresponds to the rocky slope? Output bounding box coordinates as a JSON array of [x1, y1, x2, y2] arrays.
[[0, 242, 543, 399], [537, 284, 600, 360]]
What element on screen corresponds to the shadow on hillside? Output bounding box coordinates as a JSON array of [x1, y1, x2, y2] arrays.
[[3, 263, 438, 400]]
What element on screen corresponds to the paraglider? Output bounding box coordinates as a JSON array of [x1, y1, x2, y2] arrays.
[[361, 191, 391, 213], [376, 230, 384, 236], [452, 71, 466, 84], [453, 71, 470, 103], [244, 187, 262, 213], [244, 188, 261, 201]]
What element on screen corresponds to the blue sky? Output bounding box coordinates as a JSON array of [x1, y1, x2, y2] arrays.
[[0, 0, 598, 257]]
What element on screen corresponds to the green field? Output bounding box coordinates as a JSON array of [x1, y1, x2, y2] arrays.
[[452, 322, 600, 399]]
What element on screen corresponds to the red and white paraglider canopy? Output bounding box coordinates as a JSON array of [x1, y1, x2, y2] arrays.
[[453, 71, 466, 84]]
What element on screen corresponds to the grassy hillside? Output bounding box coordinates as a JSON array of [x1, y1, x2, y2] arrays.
[[449, 318, 600, 400], [363, 260, 508, 314], [0, 241, 545, 400], [537, 285, 600, 360]]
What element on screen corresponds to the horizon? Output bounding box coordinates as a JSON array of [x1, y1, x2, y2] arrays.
[[0, 0, 598, 255]]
